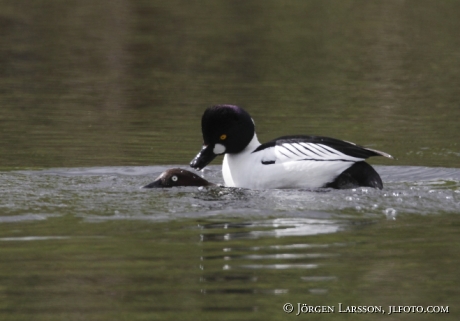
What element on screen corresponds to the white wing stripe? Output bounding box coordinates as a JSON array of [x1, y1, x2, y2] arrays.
[[317, 144, 365, 161], [305, 144, 331, 157], [317, 144, 346, 157], [296, 143, 321, 158], [281, 144, 304, 158], [290, 143, 313, 157], [319, 144, 355, 157], [299, 143, 334, 158], [277, 142, 365, 162], [282, 144, 301, 157], [300, 143, 338, 159], [279, 146, 295, 158], [281, 143, 319, 159], [318, 144, 343, 156]]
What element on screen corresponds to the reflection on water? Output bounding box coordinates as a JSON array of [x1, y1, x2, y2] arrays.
[[198, 219, 341, 273], [197, 219, 342, 310], [0, 236, 69, 241], [199, 218, 344, 241]]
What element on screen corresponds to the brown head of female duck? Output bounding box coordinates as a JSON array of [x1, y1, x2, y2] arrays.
[[143, 168, 215, 188]]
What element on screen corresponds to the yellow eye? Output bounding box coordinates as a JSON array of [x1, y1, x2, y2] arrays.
[[220, 134, 227, 140]]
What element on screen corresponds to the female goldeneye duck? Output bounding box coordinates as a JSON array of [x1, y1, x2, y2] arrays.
[[143, 168, 215, 188], [190, 105, 393, 190]]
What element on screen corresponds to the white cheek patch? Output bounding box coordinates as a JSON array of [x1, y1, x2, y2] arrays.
[[213, 143, 226, 154]]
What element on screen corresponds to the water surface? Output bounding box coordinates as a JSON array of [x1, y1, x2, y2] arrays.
[[1, 165, 459, 320]]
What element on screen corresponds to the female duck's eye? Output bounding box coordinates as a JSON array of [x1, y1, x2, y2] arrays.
[[220, 134, 227, 140], [171, 175, 178, 182]]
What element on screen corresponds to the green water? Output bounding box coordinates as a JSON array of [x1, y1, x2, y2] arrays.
[[1, 0, 459, 168], [0, 214, 458, 320], [0, 1, 459, 320]]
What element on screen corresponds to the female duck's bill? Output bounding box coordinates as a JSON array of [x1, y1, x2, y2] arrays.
[[190, 104, 393, 190], [143, 168, 215, 188]]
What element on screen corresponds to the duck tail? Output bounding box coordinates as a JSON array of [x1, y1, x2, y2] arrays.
[[365, 148, 394, 159]]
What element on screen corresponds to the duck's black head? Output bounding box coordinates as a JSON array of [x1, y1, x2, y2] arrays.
[[190, 105, 255, 170], [143, 168, 214, 188]]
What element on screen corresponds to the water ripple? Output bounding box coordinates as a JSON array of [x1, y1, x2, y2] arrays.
[[1, 165, 459, 225]]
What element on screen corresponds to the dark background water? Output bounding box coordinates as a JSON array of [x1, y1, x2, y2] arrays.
[[1, 0, 459, 169], [0, 1, 459, 320]]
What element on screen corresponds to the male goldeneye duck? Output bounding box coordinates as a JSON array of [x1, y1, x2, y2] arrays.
[[190, 105, 393, 190], [143, 168, 215, 188]]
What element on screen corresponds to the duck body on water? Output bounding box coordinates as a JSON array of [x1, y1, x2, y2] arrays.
[[190, 105, 393, 190]]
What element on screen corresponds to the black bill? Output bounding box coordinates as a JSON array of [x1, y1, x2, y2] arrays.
[[190, 145, 217, 170]]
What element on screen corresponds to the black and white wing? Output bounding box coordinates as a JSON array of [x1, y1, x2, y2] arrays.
[[253, 135, 393, 164]]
